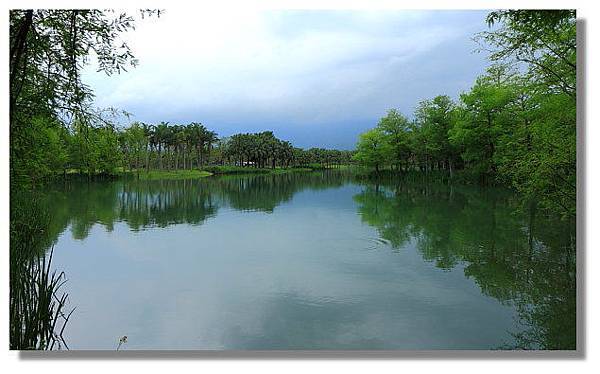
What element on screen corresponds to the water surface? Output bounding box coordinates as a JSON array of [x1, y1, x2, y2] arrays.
[[42, 171, 576, 350]]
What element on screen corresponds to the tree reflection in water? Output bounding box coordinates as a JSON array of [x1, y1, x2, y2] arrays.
[[38, 171, 575, 350], [353, 178, 575, 350]]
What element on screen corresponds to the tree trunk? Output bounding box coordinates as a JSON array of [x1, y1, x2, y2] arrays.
[[146, 146, 150, 172], [10, 10, 33, 118], [158, 145, 163, 170]]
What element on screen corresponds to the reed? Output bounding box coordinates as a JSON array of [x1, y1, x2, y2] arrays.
[[10, 190, 73, 350]]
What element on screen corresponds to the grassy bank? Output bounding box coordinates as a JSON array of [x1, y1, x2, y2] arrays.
[[201, 165, 315, 175], [58, 165, 355, 181], [128, 167, 316, 179], [61, 169, 213, 180], [133, 169, 213, 180]]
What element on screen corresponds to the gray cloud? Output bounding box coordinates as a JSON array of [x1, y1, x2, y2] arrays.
[[83, 10, 491, 148]]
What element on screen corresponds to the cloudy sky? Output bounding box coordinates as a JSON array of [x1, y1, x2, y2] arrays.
[[83, 9, 491, 149]]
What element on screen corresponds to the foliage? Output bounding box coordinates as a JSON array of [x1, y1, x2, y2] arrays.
[[10, 9, 159, 186], [17, 120, 355, 182], [352, 10, 576, 218], [481, 10, 576, 98], [352, 128, 392, 173], [9, 9, 158, 350]]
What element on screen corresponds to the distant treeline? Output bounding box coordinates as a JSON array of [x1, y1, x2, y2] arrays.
[[353, 10, 576, 217], [9, 10, 354, 187], [19, 119, 355, 182]]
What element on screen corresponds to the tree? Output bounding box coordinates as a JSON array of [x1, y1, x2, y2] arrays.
[[154, 122, 170, 169], [10, 10, 159, 185], [204, 130, 219, 166], [480, 10, 576, 215], [95, 126, 121, 174], [414, 95, 459, 175], [449, 67, 517, 183], [376, 109, 412, 171], [480, 10, 576, 99], [122, 122, 148, 178], [353, 128, 392, 173]]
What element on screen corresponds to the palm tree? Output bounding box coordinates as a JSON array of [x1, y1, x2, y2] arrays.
[[204, 130, 218, 166], [141, 123, 154, 172], [183, 125, 193, 170], [279, 141, 293, 168], [165, 124, 176, 170], [154, 121, 170, 169], [187, 122, 204, 169]]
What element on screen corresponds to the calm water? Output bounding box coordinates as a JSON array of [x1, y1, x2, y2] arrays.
[[40, 171, 575, 350]]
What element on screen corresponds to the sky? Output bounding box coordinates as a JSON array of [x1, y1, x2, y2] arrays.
[[83, 9, 492, 150]]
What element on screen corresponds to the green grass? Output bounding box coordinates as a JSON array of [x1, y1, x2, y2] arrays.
[[270, 167, 313, 174], [65, 168, 213, 180], [201, 165, 271, 175], [134, 169, 213, 180], [200, 165, 352, 175], [60, 164, 355, 180], [201, 165, 313, 175]]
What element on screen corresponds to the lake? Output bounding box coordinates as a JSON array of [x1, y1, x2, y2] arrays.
[[41, 171, 575, 350]]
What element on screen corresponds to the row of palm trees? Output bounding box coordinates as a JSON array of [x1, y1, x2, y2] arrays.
[[120, 122, 354, 172], [133, 122, 218, 170], [224, 131, 294, 168], [220, 132, 355, 169]]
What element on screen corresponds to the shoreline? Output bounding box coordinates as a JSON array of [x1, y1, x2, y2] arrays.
[[57, 165, 352, 181]]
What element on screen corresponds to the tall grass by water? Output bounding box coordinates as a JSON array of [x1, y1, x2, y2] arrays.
[[10, 191, 73, 350]]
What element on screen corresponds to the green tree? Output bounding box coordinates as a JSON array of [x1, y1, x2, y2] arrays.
[[480, 10, 576, 99], [449, 67, 517, 183], [414, 95, 459, 175], [353, 128, 392, 173], [480, 10, 576, 216], [122, 122, 148, 178], [10, 10, 159, 185], [376, 109, 412, 171]]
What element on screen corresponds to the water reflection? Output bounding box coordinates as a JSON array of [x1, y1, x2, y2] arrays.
[[353, 178, 576, 349], [42, 171, 575, 349], [43, 172, 354, 237]]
